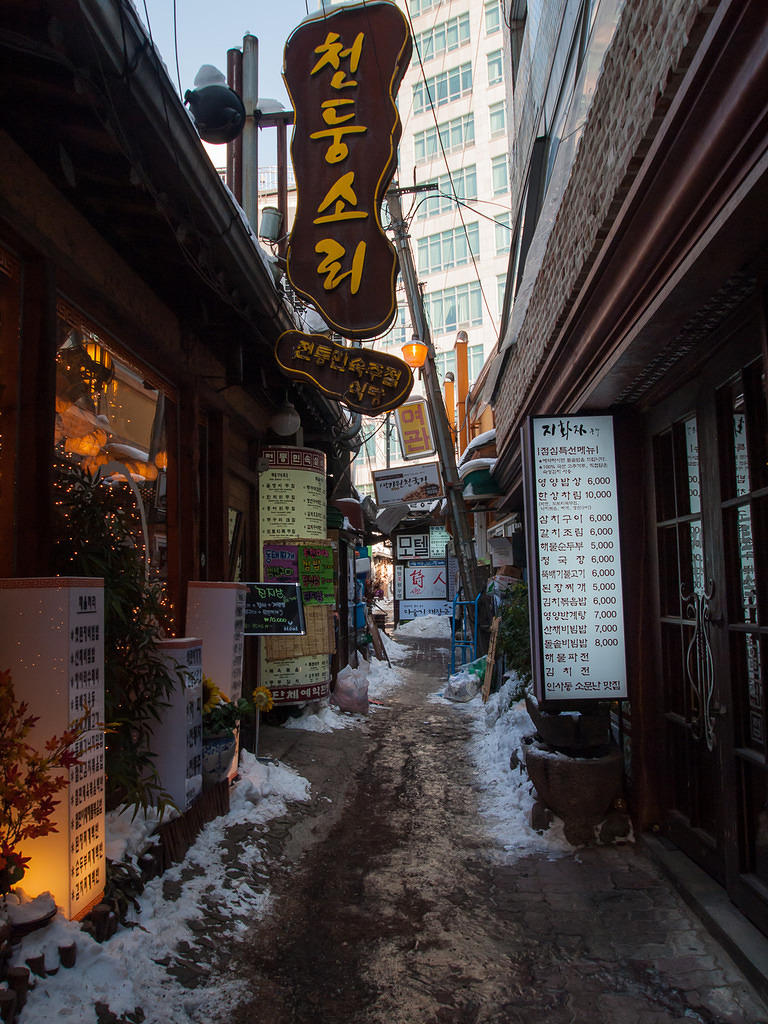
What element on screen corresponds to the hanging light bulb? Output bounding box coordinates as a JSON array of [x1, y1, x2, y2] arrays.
[[401, 336, 429, 368], [270, 398, 301, 437]]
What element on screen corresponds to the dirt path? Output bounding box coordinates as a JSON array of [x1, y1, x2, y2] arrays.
[[215, 639, 766, 1024]]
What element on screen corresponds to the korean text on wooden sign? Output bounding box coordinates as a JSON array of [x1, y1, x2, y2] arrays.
[[283, 0, 412, 338], [526, 415, 628, 703], [275, 330, 412, 414], [395, 397, 436, 459]]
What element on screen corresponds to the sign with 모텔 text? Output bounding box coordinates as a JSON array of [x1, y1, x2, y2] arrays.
[[395, 397, 435, 459], [275, 331, 413, 413], [244, 583, 306, 636], [524, 415, 627, 703], [372, 462, 443, 505], [283, 1, 412, 338]]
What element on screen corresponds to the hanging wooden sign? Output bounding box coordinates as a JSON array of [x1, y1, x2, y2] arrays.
[[283, 1, 412, 338], [275, 330, 413, 413]]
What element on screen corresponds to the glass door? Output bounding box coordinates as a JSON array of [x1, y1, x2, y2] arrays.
[[717, 360, 768, 931], [652, 413, 724, 880]]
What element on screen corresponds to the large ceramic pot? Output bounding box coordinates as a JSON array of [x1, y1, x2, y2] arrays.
[[523, 736, 623, 825], [525, 692, 611, 752], [202, 731, 237, 787]]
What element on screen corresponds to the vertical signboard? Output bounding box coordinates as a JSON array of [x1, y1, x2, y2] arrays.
[[283, 0, 412, 338], [154, 638, 203, 811], [258, 447, 331, 704], [524, 416, 627, 703], [0, 578, 106, 919], [395, 397, 436, 459], [185, 583, 247, 701]]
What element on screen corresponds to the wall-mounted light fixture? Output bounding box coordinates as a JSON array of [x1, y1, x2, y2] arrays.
[[270, 397, 301, 436], [401, 335, 429, 368]]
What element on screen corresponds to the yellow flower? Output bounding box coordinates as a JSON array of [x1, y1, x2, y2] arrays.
[[202, 675, 228, 715], [252, 686, 273, 712]]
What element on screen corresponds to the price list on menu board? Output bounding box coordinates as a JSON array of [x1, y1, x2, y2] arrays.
[[528, 416, 627, 702]]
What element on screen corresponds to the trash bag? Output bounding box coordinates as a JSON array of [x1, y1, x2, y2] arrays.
[[443, 672, 480, 702], [461, 655, 488, 678], [331, 663, 369, 715]]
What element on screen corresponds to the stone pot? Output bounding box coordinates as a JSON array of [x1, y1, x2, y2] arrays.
[[523, 736, 623, 826], [525, 692, 611, 752]]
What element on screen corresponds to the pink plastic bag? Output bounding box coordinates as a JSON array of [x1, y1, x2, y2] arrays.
[[331, 664, 370, 715]]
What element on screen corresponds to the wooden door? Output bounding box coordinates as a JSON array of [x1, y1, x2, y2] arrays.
[[648, 304, 768, 931]]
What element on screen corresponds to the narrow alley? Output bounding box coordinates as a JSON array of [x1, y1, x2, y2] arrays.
[[212, 636, 768, 1024]]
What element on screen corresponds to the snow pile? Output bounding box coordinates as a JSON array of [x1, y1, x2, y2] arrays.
[[395, 614, 452, 639], [11, 752, 312, 1024], [444, 674, 571, 858], [283, 701, 361, 732], [380, 631, 410, 664], [105, 804, 168, 862]]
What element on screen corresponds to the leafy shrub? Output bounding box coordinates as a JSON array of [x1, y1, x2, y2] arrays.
[[52, 458, 176, 814], [496, 582, 532, 700]]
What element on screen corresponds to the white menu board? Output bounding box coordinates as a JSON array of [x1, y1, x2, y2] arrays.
[[528, 416, 627, 702], [154, 639, 203, 810]]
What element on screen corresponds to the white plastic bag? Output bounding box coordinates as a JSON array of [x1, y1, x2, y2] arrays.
[[443, 671, 480, 702], [331, 663, 370, 715]]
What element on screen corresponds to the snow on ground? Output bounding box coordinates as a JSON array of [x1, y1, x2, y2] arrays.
[[8, 630, 568, 1022], [10, 753, 309, 1024], [443, 674, 571, 859], [394, 614, 452, 639]]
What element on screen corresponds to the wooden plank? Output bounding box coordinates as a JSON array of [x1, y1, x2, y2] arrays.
[[482, 616, 501, 704], [364, 607, 389, 665]]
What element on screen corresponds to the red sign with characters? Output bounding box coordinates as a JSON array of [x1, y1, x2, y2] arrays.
[[283, 1, 412, 339]]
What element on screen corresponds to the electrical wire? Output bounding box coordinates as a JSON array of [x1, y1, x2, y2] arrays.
[[401, 0, 499, 336]]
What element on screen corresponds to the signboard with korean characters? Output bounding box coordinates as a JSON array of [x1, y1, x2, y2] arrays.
[[524, 415, 627, 704], [372, 462, 443, 506], [394, 397, 436, 459], [0, 578, 106, 920], [258, 446, 331, 704], [402, 559, 448, 600], [275, 331, 412, 413], [283, 0, 412, 338], [153, 638, 203, 812], [185, 582, 246, 701]]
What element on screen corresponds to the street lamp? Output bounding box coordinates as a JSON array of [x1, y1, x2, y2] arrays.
[[401, 336, 429, 368]]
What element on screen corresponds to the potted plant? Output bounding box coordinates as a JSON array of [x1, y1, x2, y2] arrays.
[[201, 679, 273, 785]]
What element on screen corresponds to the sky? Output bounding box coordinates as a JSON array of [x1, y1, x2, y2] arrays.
[[138, 0, 318, 165], [8, 619, 575, 1024]]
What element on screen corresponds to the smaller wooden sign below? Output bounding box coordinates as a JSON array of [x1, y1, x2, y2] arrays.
[[275, 331, 413, 414], [482, 616, 501, 704], [244, 583, 306, 636]]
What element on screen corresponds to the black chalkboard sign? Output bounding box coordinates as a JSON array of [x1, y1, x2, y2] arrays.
[[244, 583, 306, 636]]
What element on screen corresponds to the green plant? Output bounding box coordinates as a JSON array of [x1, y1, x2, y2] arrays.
[[52, 458, 177, 815], [496, 582, 532, 699], [101, 858, 145, 927]]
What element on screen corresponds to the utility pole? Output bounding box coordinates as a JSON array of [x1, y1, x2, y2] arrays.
[[386, 185, 480, 603]]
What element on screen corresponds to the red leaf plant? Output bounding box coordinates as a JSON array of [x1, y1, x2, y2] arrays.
[[0, 668, 87, 895]]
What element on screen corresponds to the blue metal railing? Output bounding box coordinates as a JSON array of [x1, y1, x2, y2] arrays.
[[450, 589, 482, 675]]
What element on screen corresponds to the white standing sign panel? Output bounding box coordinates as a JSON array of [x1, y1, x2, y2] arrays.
[[528, 415, 627, 701]]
